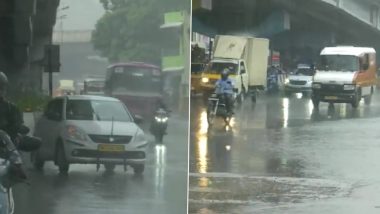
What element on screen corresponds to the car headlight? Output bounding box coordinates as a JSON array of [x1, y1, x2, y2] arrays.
[[284, 78, 289, 84], [312, 83, 321, 89], [64, 125, 88, 141], [134, 130, 146, 143], [202, 77, 209, 83], [343, 84, 356, 90]]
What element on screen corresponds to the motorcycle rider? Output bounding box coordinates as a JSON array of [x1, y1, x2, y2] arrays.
[[0, 72, 24, 141], [150, 98, 170, 135], [215, 69, 234, 115], [0, 71, 26, 186]]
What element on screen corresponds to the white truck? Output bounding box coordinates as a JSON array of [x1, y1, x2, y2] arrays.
[[200, 35, 269, 102]]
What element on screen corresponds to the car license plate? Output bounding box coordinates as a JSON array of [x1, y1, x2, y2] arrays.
[[98, 144, 124, 152], [325, 96, 338, 100]]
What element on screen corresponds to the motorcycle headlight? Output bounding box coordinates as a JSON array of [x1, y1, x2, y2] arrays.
[[312, 83, 322, 89], [134, 130, 146, 143], [64, 125, 88, 141], [343, 84, 356, 90], [202, 77, 209, 83], [155, 116, 168, 123]]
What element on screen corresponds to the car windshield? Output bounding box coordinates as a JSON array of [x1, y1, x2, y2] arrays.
[[317, 55, 359, 72], [295, 68, 314, 76], [66, 100, 132, 122], [205, 62, 238, 75]]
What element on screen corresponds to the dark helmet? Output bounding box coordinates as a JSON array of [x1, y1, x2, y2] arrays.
[[0, 72, 8, 92], [221, 68, 230, 80]]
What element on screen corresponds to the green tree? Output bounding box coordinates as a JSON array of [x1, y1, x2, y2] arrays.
[[93, 0, 189, 64]]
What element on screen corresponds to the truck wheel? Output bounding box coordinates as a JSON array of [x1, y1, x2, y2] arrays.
[[364, 88, 373, 105], [133, 164, 145, 175], [351, 90, 361, 108], [104, 163, 116, 172], [312, 98, 319, 109], [237, 92, 244, 105]]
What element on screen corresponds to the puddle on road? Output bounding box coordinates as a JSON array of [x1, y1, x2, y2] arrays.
[[188, 173, 353, 213]]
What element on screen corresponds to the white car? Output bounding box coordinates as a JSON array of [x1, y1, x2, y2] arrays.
[[284, 65, 315, 96], [32, 95, 147, 174]]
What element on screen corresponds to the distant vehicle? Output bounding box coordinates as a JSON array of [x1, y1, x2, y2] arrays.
[[312, 46, 377, 108], [191, 63, 205, 95], [150, 108, 169, 143], [284, 64, 315, 97], [55, 80, 76, 97], [32, 95, 147, 174], [83, 78, 105, 95], [200, 35, 269, 103], [104, 62, 164, 120]]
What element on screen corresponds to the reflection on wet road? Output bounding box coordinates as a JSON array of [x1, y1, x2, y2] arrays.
[[189, 92, 380, 214], [15, 115, 188, 214]]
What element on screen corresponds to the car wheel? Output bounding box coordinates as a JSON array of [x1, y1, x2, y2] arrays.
[[133, 164, 145, 175], [31, 151, 45, 171], [104, 163, 116, 172], [56, 143, 70, 174]]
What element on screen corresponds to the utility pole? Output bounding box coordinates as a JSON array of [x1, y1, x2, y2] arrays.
[[47, 5, 69, 97]]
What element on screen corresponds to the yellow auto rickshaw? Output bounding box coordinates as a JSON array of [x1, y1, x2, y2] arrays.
[[191, 62, 205, 96]]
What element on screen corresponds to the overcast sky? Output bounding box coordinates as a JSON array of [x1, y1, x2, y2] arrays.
[[54, 0, 105, 31]]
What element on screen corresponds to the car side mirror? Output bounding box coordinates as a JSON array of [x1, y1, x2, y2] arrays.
[[133, 115, 144, 124], [17, 136, 41, 152]]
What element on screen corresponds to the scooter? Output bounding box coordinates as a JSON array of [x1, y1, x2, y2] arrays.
[[0, 126, 41, 214], [150, 108, 169, 143], [207, 93, 232, 126]]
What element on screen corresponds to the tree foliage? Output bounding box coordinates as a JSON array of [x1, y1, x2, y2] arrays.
[[92, 0, 188, 64]]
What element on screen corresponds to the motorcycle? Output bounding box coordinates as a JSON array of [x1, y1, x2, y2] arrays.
[[0, 126, 41, 214], [207, 93, 232, 126], [150, 108, 169, 143], [267, 72, 279, 94]]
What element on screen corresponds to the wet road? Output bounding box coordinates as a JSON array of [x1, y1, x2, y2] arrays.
[[14, 114, 188, 214], [189, 92, 380, 214]]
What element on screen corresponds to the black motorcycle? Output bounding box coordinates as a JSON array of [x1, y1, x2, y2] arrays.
[[207, 93, 232, 126], [150, 108, 169, 143]]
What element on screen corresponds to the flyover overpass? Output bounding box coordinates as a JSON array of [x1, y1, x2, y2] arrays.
[[193, 0, 380, 68], [0, 0, 59, 95]]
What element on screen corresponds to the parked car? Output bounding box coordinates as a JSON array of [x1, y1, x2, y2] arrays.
[[32, 95, 147, 174]]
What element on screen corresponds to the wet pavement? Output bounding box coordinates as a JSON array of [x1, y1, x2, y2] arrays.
[[14, 114, 188, 214], [189, 92, 380, 214]]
